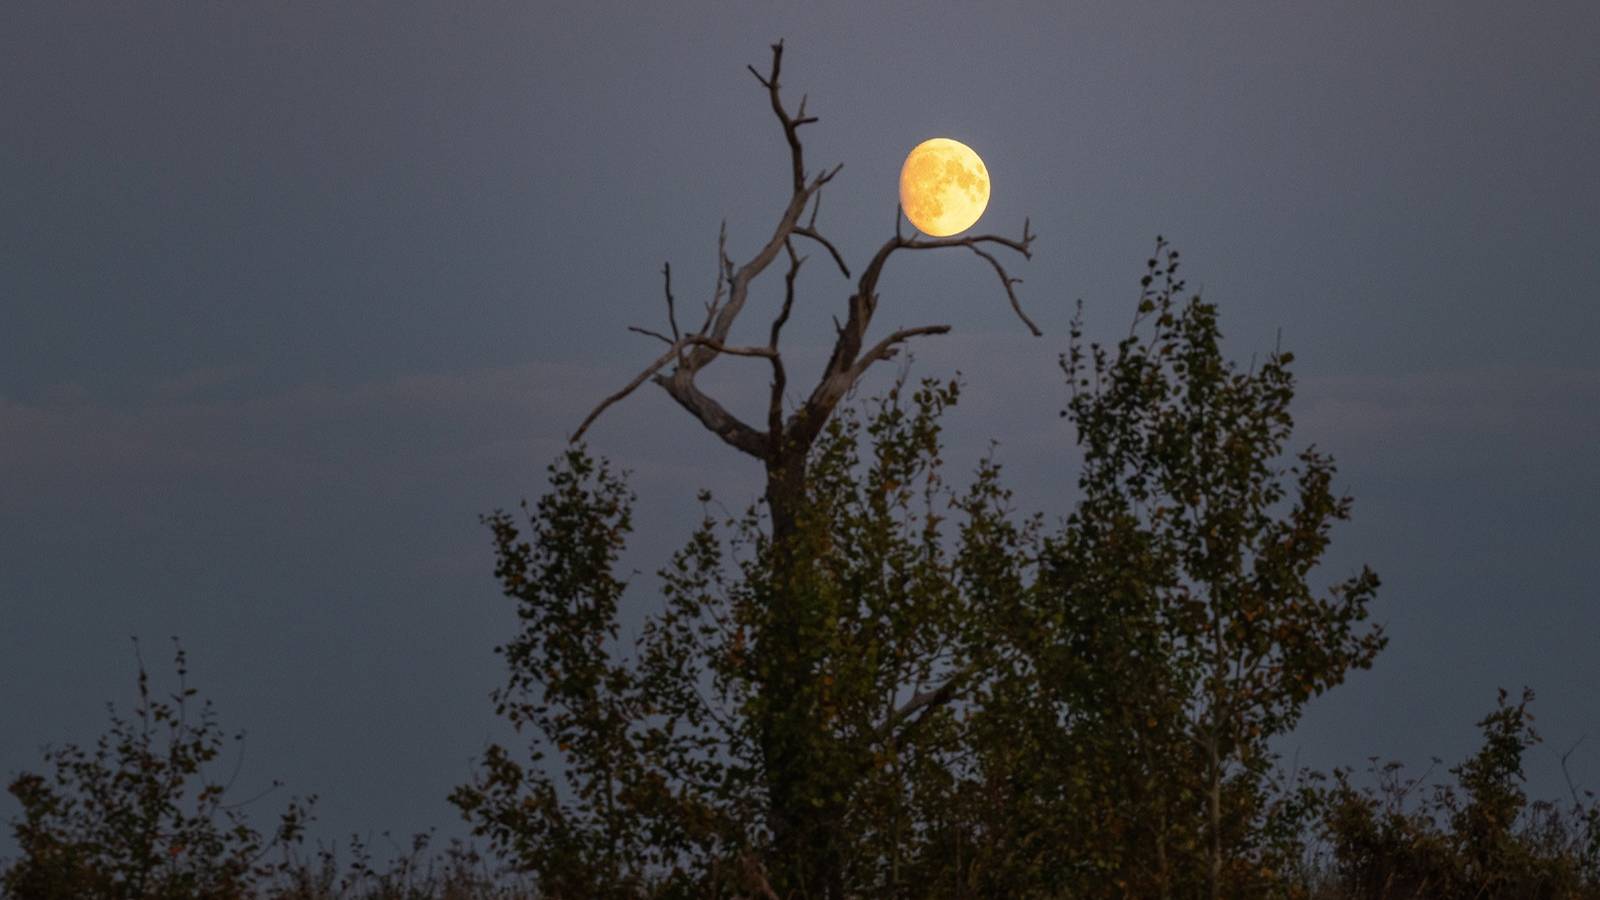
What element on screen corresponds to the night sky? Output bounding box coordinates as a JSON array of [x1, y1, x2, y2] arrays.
[[4, 2, 1598, 854]]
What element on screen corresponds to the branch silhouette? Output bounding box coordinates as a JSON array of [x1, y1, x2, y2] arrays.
[[570, 39, 1038, 454]]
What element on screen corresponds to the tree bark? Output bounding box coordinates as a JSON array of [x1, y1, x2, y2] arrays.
[[568, 42, 1037, 899], [1207, 728, 1222, 900], [759, 447, 850, 899]]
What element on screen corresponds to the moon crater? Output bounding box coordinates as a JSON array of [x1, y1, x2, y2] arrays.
[[898, 138, 991, 237]]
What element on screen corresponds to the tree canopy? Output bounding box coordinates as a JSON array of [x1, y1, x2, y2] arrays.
[[452, 234, 1392, 897]]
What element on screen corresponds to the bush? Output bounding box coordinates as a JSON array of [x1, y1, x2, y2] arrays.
[[1314, 688, 1600, 899], [3, 639, 312, 900], [267, 830, 537, 900]]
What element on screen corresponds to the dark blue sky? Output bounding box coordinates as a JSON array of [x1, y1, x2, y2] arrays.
[[4, 1, 1598, 853]]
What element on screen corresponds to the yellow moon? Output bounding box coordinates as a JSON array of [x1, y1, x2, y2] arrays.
[[898, 138, 990, 237]]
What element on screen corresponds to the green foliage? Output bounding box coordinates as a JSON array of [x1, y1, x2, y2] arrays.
[[1020, 238, 1389, 898], [1316, 688, 1600, 899], [454, 242, 1390, 897], [268, 831, 538, 900], [3, 639, 312, 900], [2, 647, 543, 900], [452, 378, 1043, 897]]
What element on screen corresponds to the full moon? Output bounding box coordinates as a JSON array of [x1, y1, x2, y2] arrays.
[[898, 138, 991, 237]]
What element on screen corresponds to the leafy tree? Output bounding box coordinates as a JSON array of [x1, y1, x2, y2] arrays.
[[454, 248, 1391, 897], [1319, 688, 1600, 899], [453, 378, 1044, 898], [2, 639, 312, 900], [517, 40, 1038, 899], [846, 242, 1389, 900], [454, 42, 1388, 900], [1029, 241, 1387, 898]]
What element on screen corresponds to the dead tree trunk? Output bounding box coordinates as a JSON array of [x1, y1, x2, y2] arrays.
[[759, 444, 836, 897], [572, 40, 1038, 899]]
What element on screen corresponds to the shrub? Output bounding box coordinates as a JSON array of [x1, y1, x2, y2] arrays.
[[2, 639, 312, 900], [1316, 689, 1600, 899]]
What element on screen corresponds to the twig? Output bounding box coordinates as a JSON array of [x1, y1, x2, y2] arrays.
[[849, 325, 953, 380], [571, 343, 685, 442], [749, 40, 807, 192], [570, 43, 1039, 465], [882, 660, 982, 741], [662, 262, 681, 342], [794, 225, 849, 278], [571, 333, 776, 443], [1560, 735, 1588, 807], [629, 325, 674, 345], [899, 218, 1040, 335]]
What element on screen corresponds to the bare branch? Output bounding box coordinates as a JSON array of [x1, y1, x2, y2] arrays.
[[848, 324, 952, 380], [965, 244, 1041, 336], [791, 172, 850, 279], [789, 217, 1037, 449], [898, 219, 1041, 335], [703, 223, 730, 331], [876, 660, 982, 752], [575, 43, 824, 452], [1560, 735, 1588, 807], [628, 325, 674, 344], [572, 43, 1038, 469], [794, 226, 849, 278], [685, 180, 826, 373], [770, 245, 801, 350], [571, 334, 774, 444], [682, 336, 777, 359], [684, 165, 834, 376], [755, 40, 806, 192], [767, 241, 802, 435], [570, 343, 684, 443], [654, 369, 768, 458], [662, 262, 681, 342]]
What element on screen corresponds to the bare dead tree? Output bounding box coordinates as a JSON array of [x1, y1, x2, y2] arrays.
[[571, 41, 1036, 517], [567, 40, 1038, 900]]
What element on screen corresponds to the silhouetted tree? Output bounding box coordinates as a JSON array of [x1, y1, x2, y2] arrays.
[[976, 243, 1387, 898], [3, 640, 311, 900], [453, 42, 1384, 900], [1318, 688, 1600, 899], [517, 40, 1032, 900]]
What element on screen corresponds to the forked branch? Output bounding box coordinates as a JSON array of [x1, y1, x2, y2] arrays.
[[747, 40, 813, 193], [896, 218, 1040, 336], [571, 42, 1040, 464], [790, 215, 1038, 448], [768, 241, 802, 436], [573, 41, 847, 455], [569, 334, 777, 445], [889, 661, 980, 735], [848, 325, 953, 381]]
